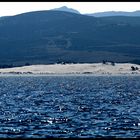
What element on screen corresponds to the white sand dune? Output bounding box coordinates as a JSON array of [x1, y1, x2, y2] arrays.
[[0, 63, 140, 75]]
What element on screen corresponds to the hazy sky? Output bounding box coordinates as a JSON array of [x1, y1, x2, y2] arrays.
[[0, 2, 140, 17]]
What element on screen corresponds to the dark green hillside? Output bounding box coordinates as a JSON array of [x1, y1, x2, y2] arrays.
[[0, 10, 140, 66]]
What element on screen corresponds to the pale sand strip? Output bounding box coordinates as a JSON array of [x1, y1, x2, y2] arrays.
[[0, 63, 140, 75]]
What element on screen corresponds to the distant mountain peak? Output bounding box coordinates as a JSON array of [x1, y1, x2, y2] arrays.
[[86, 10, 140, 17], [60, 6, 68, 9], [51, 6, 80, 14]]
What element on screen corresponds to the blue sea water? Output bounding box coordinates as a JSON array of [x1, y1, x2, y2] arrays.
[[0, 75, 140, 138]]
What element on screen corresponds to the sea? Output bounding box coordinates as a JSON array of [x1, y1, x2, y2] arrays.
[[0, 75, 140, 138]]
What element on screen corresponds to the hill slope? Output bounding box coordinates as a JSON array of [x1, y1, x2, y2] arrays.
[[0, 10, 140, 65], [87, 10, 140, 17]]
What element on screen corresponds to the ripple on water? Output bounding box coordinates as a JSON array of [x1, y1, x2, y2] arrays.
[[0, 76, 139, 138]]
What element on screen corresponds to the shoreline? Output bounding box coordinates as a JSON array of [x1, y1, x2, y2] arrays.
[[0, 63, 140, 76], [0, 73, 140, 77]]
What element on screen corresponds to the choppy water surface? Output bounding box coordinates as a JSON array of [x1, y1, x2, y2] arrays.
[[0, 75, 140, 138]]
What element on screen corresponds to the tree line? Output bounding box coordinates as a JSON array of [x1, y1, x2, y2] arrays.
[[0, 63, 30, 69]]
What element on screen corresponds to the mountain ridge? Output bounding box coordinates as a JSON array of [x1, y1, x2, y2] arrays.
[[0, 10, 140, 66], [51, 6, 80, 14], [86, 10, 140, 17]]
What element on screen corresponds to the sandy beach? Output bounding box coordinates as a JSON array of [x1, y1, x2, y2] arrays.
[[0, 63, 139, 76]]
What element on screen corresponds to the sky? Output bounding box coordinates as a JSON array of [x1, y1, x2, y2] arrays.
[[0, 2, 140, 17]]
